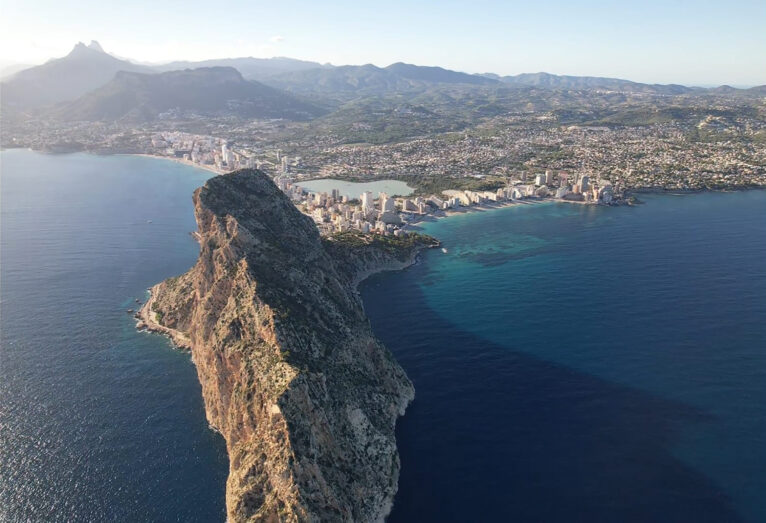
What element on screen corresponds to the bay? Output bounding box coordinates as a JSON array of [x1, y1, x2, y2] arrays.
[[3, 148, 764, 522], [361, 191, 766, 522]]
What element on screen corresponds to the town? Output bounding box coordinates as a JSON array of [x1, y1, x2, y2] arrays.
[[133, 132, 625, 235], [281, 169, 620, 236], [5, 95, 764, 198]]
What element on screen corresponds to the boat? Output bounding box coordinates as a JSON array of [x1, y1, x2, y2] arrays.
[[442, 248, 448, 254]]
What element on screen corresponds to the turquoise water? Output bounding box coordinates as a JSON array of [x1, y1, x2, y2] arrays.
[[297, 178, 413, 198], [361, 193, 766, 522], [0, 150, 228, 521]]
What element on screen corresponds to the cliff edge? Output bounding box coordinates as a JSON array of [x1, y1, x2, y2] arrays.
[[138, 169, 437, 521]]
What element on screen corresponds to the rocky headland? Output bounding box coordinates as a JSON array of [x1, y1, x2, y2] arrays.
[[137, 169, 438, 521]]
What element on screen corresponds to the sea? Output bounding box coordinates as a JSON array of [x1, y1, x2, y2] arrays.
[[362, 192, 766, 522], [0, 150, 228, 521], [1, 149, 765, 522]]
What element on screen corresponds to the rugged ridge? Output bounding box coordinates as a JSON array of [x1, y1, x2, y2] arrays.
[[55, 67, 326, 123], [139, 169, 436, 521], [0, 41, 151, 112]]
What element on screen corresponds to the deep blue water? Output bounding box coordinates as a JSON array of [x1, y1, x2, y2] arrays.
[[2, 149, 765, 522], [361, 193, 766, 522], [0, 150, 228, 521]]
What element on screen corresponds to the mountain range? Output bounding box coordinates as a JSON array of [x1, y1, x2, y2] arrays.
[[154, 56, 328, 80], [262, 62, 499, 97], [55, 67, 327, 122], [1, 41, 151, 111], [483, 72, 695, 95], [2, 41, 763, 124]]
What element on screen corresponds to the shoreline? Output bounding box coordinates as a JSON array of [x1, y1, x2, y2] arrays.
[[7, 146, 765, 197], [128, 153, 228, 175], [138, 240, 436, 349], [405, 199, 529, 229], [404, 197, 601, 229], [627, 184, 766, 196], [135, 285, 192, 350], [351, 244, 434, 292]]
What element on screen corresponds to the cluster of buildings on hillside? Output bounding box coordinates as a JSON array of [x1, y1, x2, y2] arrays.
[[5, 89, 765, 193], [7, 114, 764, 194], [136, 131, 625, 236], [149, 132, 260, 171], [287, 117, 766, 191], [146, 120, 763, 196], [274, 170, 621, 236], [148, 131, 301, 174]]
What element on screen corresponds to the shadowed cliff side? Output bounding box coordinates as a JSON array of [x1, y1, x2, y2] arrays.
[[139, 169, 436, 521]]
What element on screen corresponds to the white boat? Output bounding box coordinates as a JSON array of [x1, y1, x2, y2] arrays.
[[442, 248, 448, 254]]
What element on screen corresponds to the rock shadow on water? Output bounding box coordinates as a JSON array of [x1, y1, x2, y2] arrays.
[[360, 270, 742, 523]]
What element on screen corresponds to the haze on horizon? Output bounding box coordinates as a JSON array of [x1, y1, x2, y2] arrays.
[[1, 0, 764, 87]]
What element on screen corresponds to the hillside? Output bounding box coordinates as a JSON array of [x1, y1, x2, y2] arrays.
[[264, 62, 498, 98], [263, 64, 414, 97], [55, 67, 327, 122], [494, 71, 695, 95], [155, 56, 327, 80], [0, 41, 151, 111], [385, 62, 497, 85]]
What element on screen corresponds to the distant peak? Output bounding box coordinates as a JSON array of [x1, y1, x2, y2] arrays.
[[68, 40, 105, 57]]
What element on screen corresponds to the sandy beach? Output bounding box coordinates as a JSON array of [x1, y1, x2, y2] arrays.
[[402, 194, 619, 230], [404, 198, 554, 229], [130, 154, 227, 175]]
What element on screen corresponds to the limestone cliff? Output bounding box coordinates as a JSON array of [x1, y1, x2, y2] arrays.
[[138, 169, 437, 521]]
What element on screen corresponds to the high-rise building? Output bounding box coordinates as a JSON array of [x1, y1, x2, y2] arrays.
[[379, 192, 396, 213], [221, 143, 232, 166], [401, 199, 418, 212], [599, 184, 614, 204], [361, 191, 374, 212]]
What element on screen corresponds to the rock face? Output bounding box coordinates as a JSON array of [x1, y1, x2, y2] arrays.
[[142, 169, 434, 521]]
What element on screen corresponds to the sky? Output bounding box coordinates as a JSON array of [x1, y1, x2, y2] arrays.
[[0, 0, 764, 86]]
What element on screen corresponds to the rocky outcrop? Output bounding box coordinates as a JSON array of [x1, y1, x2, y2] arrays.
[[139, 169, 437, 521]]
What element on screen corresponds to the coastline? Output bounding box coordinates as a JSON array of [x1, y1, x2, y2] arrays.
[[404, 197, 593, 229], [139, 241, 435, 344], [351, 243, 435, 291], [135, 170, 420, 520], [128, 153, 227, 175], [136, 235, 430, 519], [628, 184, 766, 196], [131, 182, 766, 519], [135, 285, 192, 350]]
